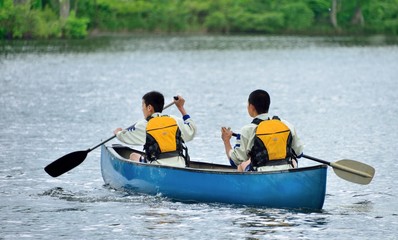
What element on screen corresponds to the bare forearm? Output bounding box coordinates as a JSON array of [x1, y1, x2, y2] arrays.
[[221, 126, 233, 159], [223, 141, 232, 159], [174, 95, 188, 116], [178, 106, 187, 116]]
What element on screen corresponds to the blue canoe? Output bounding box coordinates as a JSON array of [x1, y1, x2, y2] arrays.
[[100, 144, 328, 210]]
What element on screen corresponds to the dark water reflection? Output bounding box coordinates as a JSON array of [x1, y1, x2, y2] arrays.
[[1, 35, 397, 239], [1, 34, 397, 55]]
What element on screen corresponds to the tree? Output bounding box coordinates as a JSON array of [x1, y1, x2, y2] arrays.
[[59, 0, 69, 21], [330, 0, 341, 31], [351, 0, 365, 26]]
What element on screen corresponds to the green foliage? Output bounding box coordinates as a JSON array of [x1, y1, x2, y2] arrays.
[[384, 19, 398, 35], [11, 3, 32, 38], [183, 0, 211, 26], [0, 0, 14, 38], [94, 0, 153, 31], [337, 0, 358, 27], [307, 0, 330, 22], [280, 2, 315, 31], [1, 0, 398, 39], [205, 11, 227, 32], [158, 4, 190, 32], [0, 0, 83, 39], [63, 11, 89, 38], [363, 0, 398, 34], [32, 6, 61, 38], [74, 0, 99, 29], [231, 12, 284, 33]]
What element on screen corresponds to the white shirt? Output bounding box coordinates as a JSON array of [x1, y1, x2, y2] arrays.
[[229, 113, 304, 167]]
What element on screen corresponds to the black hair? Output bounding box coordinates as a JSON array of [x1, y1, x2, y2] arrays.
[[142, 91, 164, 113], [248, 89, 270, 114]]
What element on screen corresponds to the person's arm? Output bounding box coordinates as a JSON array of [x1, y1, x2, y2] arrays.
[[173, 95, 197, 141], [281, 119, 304, 157], [174, 95, 187, 116], [221, 127, 239, 167], [224, 125, 256, 167], [221, 127, 233, 158], [291, 128, 304, 158], [113, 120, 146, 145]]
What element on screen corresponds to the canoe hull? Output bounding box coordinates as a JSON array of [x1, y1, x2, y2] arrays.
[[101, 145, 327, 210]]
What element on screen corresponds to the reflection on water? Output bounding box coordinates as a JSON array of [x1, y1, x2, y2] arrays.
[[345, 200, 374, 213], [234, 207, 329, 237], [1, 35, 398, 56]]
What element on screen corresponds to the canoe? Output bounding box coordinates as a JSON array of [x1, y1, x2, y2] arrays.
[[100, 144, 328, 210]]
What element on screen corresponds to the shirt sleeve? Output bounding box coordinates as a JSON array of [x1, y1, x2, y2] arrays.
[[229, 125, 255, 166], [174, 114, 197, 142], [281, 119, 304, 156], [115, 119, 146, 145]]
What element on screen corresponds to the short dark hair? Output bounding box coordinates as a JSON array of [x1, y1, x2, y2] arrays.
[[142, 91, 164, 113], [248, 89, 270, 114]]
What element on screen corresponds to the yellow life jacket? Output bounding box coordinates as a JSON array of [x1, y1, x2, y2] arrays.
[[249, 116, 293, 168], [144, 116, 188, 164]]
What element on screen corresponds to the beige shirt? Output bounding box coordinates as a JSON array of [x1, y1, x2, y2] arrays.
[[229, 113, 304, 167]]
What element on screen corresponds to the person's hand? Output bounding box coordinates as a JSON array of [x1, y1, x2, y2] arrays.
[[221, 127, 232, 142], [174, 95, 185, 109], [113, 128, 123, 135], [174, 95, 187, 116]]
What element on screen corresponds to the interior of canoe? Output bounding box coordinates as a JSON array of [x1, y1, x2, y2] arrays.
[[110, 144, 236, 171]]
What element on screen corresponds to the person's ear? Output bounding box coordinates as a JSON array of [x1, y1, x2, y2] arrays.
[[248, 103, 254, 112], [147, 104, 154, 112], [248, 103, 257, 117]]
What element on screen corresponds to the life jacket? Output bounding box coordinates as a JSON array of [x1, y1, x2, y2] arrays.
[[144, 115, 189, 166], [249, 116, 294, 168]]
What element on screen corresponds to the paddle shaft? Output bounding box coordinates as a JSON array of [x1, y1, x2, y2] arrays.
[[302, 154, 372, 178], [302, 154, 330, 165]]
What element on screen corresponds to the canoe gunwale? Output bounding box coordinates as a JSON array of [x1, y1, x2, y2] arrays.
[[106, 144, 328, 175]]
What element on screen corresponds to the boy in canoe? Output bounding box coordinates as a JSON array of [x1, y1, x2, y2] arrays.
[[221, 89, 304, 172], [114, 91, 197, 167]]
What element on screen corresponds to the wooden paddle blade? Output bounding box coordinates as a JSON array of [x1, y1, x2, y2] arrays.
[[44, 150, 89, 177], [331, 159, 375, 185]]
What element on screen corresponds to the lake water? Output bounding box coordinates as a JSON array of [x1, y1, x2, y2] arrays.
[[1, 35, 397, 239]]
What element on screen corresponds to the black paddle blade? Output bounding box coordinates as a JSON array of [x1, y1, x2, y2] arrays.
[[44, 150, 89, 177]]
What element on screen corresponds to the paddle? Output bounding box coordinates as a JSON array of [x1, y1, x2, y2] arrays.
[[230, 132, 375, 185], [301, 154, 375, 185], [44, 100, 176, 177]]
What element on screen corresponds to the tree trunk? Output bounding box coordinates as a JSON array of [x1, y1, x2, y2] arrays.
[[59, 0, 70, 21], [73, 0, 79, 15], [94, 0, 98, 29], [351, 5, 365, 26], [330, 0, 340, 30]]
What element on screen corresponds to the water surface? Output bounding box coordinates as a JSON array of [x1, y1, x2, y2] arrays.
[[1, 35, 397, 239]]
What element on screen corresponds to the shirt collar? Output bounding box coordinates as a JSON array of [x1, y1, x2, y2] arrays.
[[146, 112, 162, 121], [254, 113, 269, 120], [151, 112, 162, 117]]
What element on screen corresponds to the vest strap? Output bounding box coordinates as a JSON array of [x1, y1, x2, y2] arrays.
[[157, 151, 181, 159]]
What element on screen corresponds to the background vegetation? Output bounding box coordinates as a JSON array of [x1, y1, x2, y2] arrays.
[[1, 0, 398, 39]]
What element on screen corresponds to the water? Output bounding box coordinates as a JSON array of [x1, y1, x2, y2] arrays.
[[1, 35, 397, 239]]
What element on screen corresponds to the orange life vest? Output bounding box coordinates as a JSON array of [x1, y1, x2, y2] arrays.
[[144, 116, 189, 165], [249, 116, 293, 168]]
